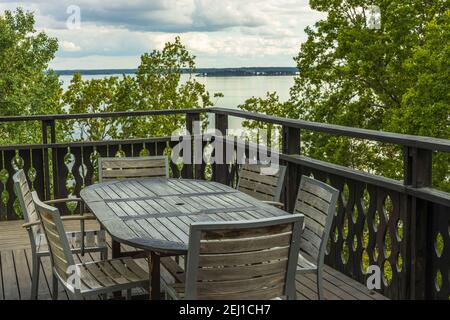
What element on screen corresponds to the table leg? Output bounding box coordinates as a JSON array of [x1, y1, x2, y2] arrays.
[[150, 252, 161, 300], [112, 239, 121, 258], [112, 240, 122, 298]]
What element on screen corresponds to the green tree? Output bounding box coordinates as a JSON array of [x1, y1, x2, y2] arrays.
[[239, 1, 449, 190], [123, 36, 212, 138], [290, 0, 449, 187], [63, 37, 213, 141], [238, 92, 293, 148], [389, 11, 450, 190], [62, 73, 137, 141], [0, 8, 61, 144]]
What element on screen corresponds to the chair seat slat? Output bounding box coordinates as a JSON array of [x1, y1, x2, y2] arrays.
[[99, 156, 169, 182], [197, 259, 288, 281], [302, 181, 334, 202], [198, 246, 290, 267], [200, 232, 292, 254], [101, 167, 166, 179], [101, 159, 167, 169], [79, 265, 104, 290], [237, 164, 286, 204], [97, 261, 129, 285], [109, 259, 143, 283], [295, 201, 327, 226], [298, 191, 330, 213], [172, 282, 286, 300]]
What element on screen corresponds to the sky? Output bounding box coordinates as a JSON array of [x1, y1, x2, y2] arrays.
[[0, 1, 326, 70]]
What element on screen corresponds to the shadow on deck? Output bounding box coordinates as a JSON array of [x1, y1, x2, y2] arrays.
[[0, 220, 388, 300]]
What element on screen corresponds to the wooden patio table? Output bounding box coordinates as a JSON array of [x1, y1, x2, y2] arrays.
[[80, 178, 291, 299]]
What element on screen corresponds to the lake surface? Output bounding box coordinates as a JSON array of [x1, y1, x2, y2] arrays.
[[60, 74, 294, 108], [60, 74, 295, 131]]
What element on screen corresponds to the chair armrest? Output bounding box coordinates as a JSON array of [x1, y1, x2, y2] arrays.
[[44, 198, 83, 205], [262, 201, 284, 209], [22, 220, 41, 229], [60, 214, 97, 222], [22, 214, 96, 229]]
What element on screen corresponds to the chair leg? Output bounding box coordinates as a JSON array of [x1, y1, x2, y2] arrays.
[[287, 288, 297, 300], [317, 270, 324, 300], [101, 247, 108, 261], [52, 274, 59, 301], [30, 256, 40, 300]]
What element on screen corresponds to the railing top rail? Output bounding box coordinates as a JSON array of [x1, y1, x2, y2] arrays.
[[0, 136, 172, 151], [0, 107, 448, 152], [283, 154, 450, 207], [211, 108, 450, 152], [0, 108, 211, 122]]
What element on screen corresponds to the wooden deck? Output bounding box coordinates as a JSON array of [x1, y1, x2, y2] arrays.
[[0, 220, 388, 300]]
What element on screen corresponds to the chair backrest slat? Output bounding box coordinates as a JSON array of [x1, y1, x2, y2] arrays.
[[185, 215, 304, 300], [98, 156, 169, 182], [13, 170, 41, 237], [31, 192, 75, 282], [237, 164, 286, 202], [294, 176, 339, 263]]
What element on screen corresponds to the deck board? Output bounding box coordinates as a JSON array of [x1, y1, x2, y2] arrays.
[[13, 249, 32, 300], [0, 220, 388, 300], [24, 248, 49, 299], [1, 250, 20, 300]]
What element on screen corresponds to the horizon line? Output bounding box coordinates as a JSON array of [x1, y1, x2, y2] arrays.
[[53, 66, 298, 72]]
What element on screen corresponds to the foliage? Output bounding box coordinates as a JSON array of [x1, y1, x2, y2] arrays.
[[239, 1, 450, 190], [0, 8, 62, 144], [388, 11, 450, 190], [62, 74, 137, 141], [238, 92, 292, 148], [62, 37, 213, 141], [123, 36, 212, 138]]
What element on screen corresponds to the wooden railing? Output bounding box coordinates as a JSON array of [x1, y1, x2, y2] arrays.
[[0, 108, 448, 300]]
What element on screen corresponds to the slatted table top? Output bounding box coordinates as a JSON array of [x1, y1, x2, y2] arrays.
[[81, 178, 289, 254]]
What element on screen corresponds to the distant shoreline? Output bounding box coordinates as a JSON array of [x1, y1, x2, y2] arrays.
[[53, 67, 299, 77]]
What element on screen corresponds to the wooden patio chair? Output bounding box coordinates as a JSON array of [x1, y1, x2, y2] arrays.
[[30, 191, 150, 300], [98, 155, 173, 276], [237, 163, 287, 208], [98, 155, 169, 181], [13, 170, 108, 300], [165, 214, 304, 300], [294, 175, 339, 300]]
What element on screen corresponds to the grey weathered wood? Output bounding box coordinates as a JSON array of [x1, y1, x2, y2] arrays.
[[81, 178, 293, 300], [13, 169, 108, 300], [98, 155, 170, 295], [31, 192, 149, 299], [81, 178, 289, 254], [98, 156, 169, 182], [294, 175, 339, 300], [237, 164, 286, 204], [165, 215, 304, 300], [0, 218, 390, 301]]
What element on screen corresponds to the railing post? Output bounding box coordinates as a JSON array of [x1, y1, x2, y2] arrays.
[[404, 146, 433, 299], [183, 113, 200, 179], [282, 126, 301, 213], [214, 113, 229, 185]]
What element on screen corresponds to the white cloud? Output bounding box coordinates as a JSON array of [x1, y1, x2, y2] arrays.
[[1, 0, 326, 68], [60, 40, 81, 52], [51, 55, 140, 70]]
